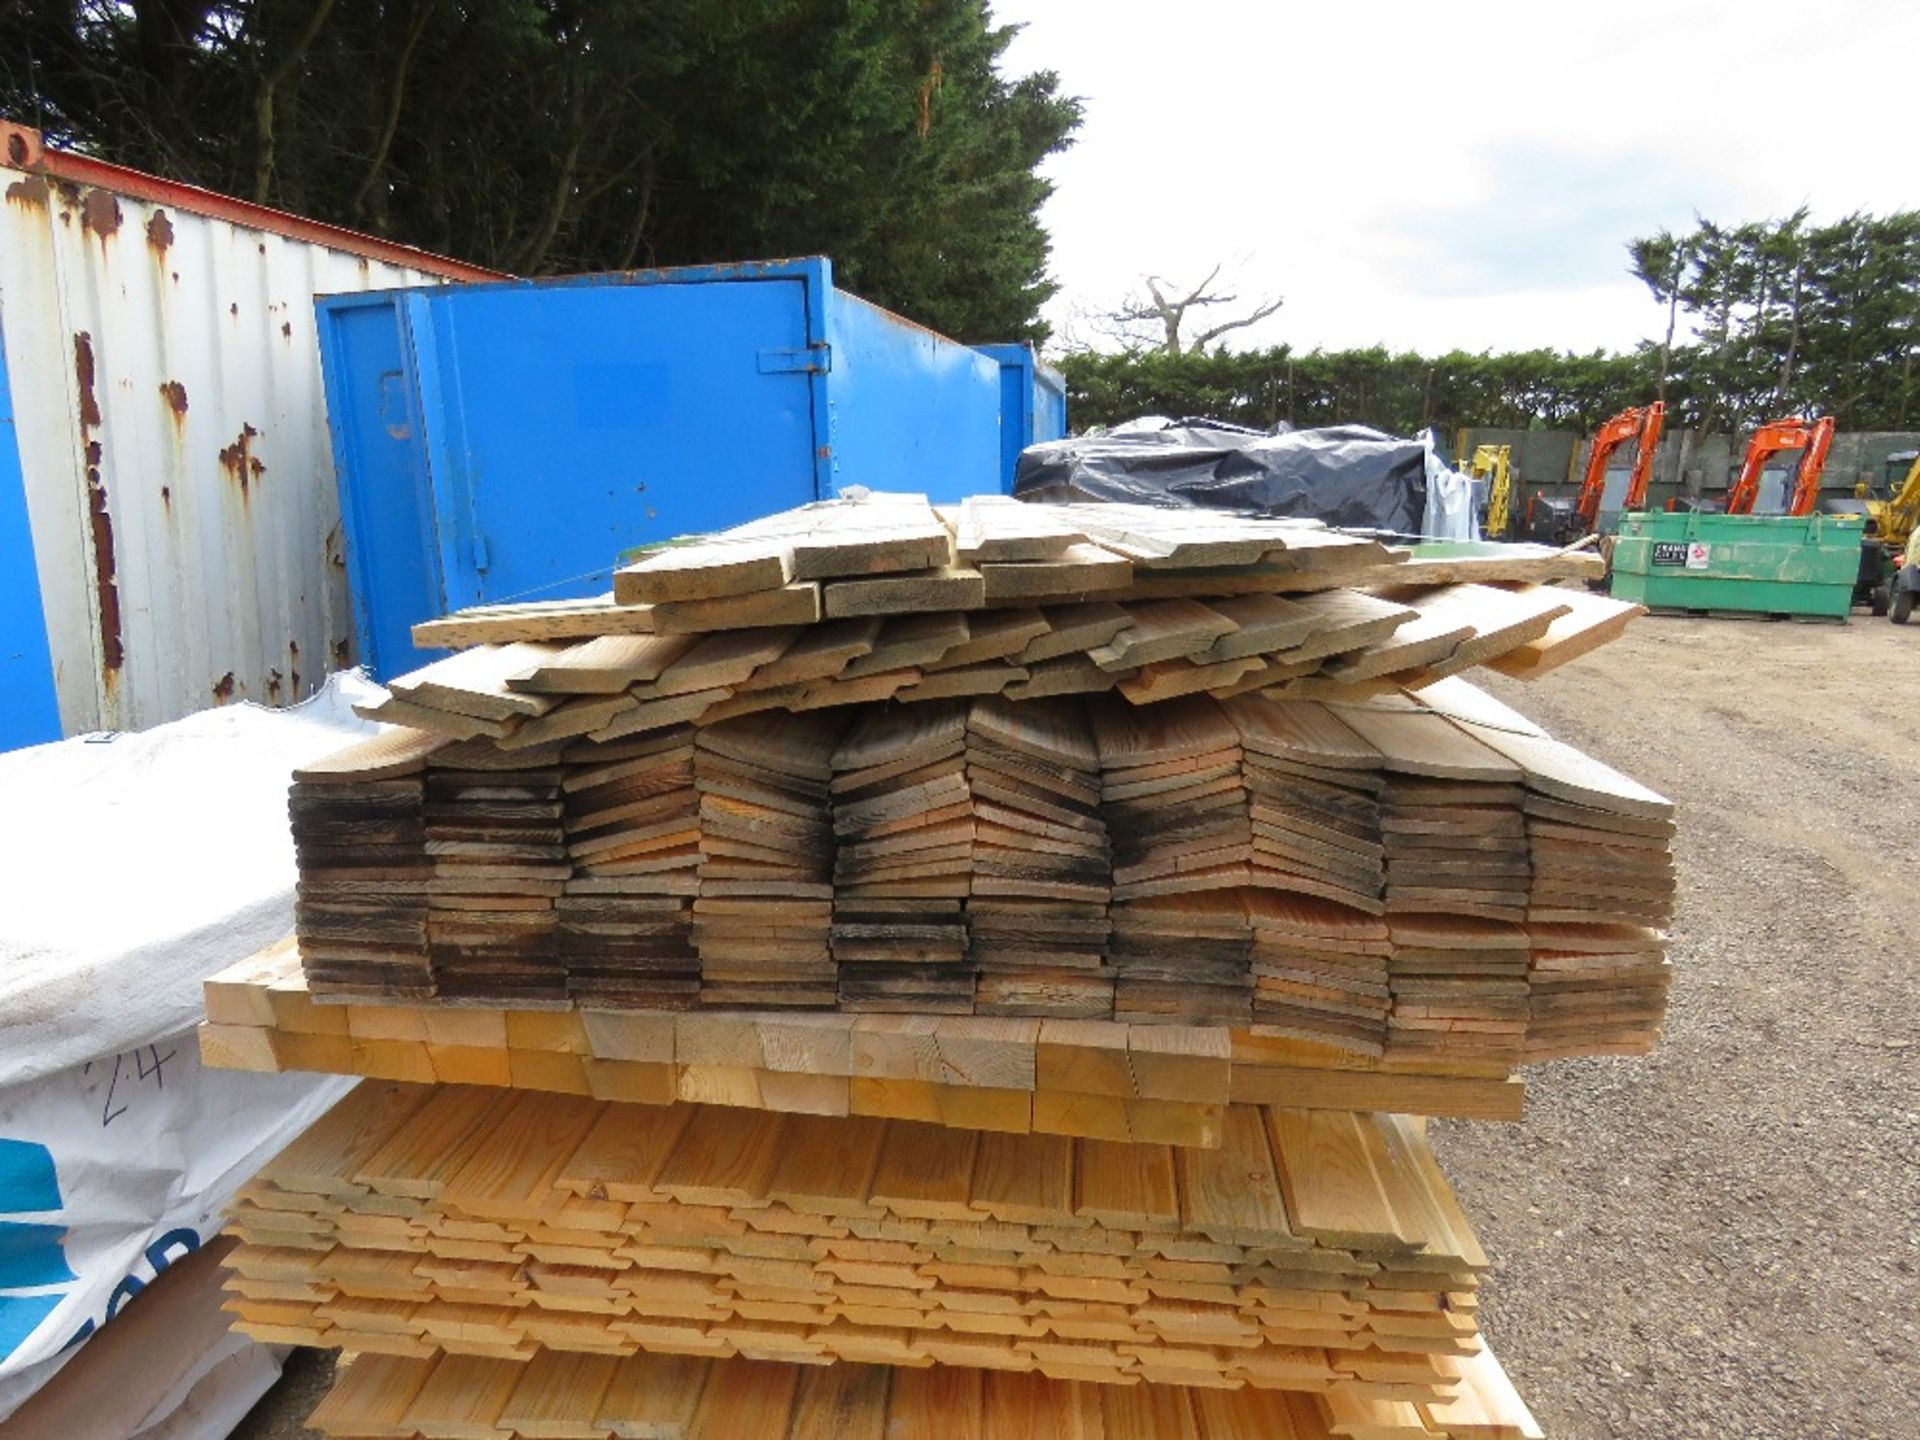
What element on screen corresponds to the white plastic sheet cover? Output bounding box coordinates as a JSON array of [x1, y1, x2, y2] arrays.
[[0, 1048, 347, 1419], [1419, 430, 1481, 541], [0, 671, 382, 1083], [0, 674, 385, 1415]]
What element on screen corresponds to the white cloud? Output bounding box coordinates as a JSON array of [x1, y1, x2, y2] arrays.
[[995, 0, 1920, 356]]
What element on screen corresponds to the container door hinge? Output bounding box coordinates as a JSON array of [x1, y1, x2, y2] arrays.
[[470, 531, 490, 572], [758, 344, 832, 374]]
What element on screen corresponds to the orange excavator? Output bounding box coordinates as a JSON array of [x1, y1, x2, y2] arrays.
[[1724, 415, 1836, 516], [1528, 402, 1665, 543], [1576, 401, 1666, 530]]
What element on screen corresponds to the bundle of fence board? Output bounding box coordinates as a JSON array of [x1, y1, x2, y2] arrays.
[[689, 713, 848, 1008], [222, 1084, 1484, 1400], [355, 495, 1638, 750], [287, 687, 1674, 1063], [829, 698, 1110, 1016], [558, 724, 701, 1007], [291, 729, 444, 997], [300, 1346, 1544, 1440]]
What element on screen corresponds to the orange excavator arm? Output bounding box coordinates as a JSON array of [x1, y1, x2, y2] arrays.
[[1727, 415, 1836, 515], [1576, 402, 1665, 529], [1622, 402, 1666, 512], [1786, 415, 1836, 516]]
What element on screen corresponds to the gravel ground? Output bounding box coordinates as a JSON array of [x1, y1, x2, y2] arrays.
[[229, 616, 1920, 1439], [1437, 617, 1920, 1440]]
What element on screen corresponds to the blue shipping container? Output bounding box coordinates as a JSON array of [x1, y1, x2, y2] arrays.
[[316, 257, 1061, 679]]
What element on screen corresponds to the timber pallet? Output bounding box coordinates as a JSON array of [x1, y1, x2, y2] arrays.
[[300, 1346, 1544, 1439], [201, 940, 1529, 1139]]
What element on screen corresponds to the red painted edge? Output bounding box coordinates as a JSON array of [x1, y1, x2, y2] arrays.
[[3, 120, 505, 284]]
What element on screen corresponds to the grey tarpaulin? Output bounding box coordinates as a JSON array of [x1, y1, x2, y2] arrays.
[[1013, 420, 1429, 535]]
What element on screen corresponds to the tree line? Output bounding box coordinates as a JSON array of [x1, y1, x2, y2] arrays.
[[1066, 212, 1920, 436], [1060, 347, 1656, 438], [8, 8, 1915, 429], [0, 0, 1080, 342], [1631, 210, 1920, 435]]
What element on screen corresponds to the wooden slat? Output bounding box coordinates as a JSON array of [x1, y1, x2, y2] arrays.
[[208, 949, 1538, 1124]]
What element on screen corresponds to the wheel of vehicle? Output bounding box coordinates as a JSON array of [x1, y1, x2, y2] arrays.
[[1893, 590, 1914, 625], [1870, 583, 1890, 617]]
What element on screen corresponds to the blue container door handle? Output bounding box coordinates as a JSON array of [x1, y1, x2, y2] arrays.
[[758, 345, 833, 374]]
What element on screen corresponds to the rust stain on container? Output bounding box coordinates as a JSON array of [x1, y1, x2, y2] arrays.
[[212, 672, 236, 702], [73, 332, 102, 427], [79, 189, 122, 237], [146, 209, 174, 252], [218, 423, 265, 498], [159, 379, 189, 418], [289, 640, 301, 696], [332, 637, 351, 667], [282, 322, 293, 339], [266, 668, 284, 703], [73, 324, 122, 676], [84, 443, 124, 675], [4, 173, 50, 209]]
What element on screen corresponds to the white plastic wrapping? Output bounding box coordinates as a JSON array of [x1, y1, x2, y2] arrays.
[[0, 676, 382, 1418], [1420, 429, 1481, 541]]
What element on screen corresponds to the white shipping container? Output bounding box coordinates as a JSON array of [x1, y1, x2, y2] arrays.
[[0, 122, 493, 735]]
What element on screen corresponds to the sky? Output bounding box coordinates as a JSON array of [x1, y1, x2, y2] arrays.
[[992, 0, 1920, 358]]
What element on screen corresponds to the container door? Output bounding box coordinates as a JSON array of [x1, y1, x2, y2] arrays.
[[408, 276, 819, 626], [314, 294, 449, 681]]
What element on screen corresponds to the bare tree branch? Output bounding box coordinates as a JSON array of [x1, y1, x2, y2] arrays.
[[1191, 294, 1285, 350], [1107, 263, 1281, 356]]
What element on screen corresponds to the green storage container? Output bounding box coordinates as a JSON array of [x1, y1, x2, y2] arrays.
[[1610, 511, 1863, 618]]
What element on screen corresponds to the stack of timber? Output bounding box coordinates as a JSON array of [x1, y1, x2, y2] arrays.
[[426, 746, 571, 1003], [1095, 698, 1256, 1027], [202, 941, 1531, 1138], [303, 1347, 1542, 1440], [560, 726, 700, 1008], [689, 714, 848, 1008], [291, 730, 437, 997], [829, 698, 1111, 1017], [363, 493, 1633, 750], [221, 1084, 1496, 1400], [216, 495, 1662, 1440], [282, 693, 1675, 1076]]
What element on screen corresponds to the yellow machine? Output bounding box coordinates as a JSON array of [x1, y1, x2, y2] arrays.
[[1845, 451, 1920, 613], [1862, 450, 1920, 553], [1462, 444, 1516, 539]]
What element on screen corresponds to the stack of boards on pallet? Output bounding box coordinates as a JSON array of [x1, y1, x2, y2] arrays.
[[207, 494, 1680, 1439], [222, 1082, 1543, 1440], [282, 684, 1674, 1063]]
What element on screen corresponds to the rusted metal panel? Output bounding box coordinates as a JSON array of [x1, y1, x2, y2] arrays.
[[0, 124, 498, 734]]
